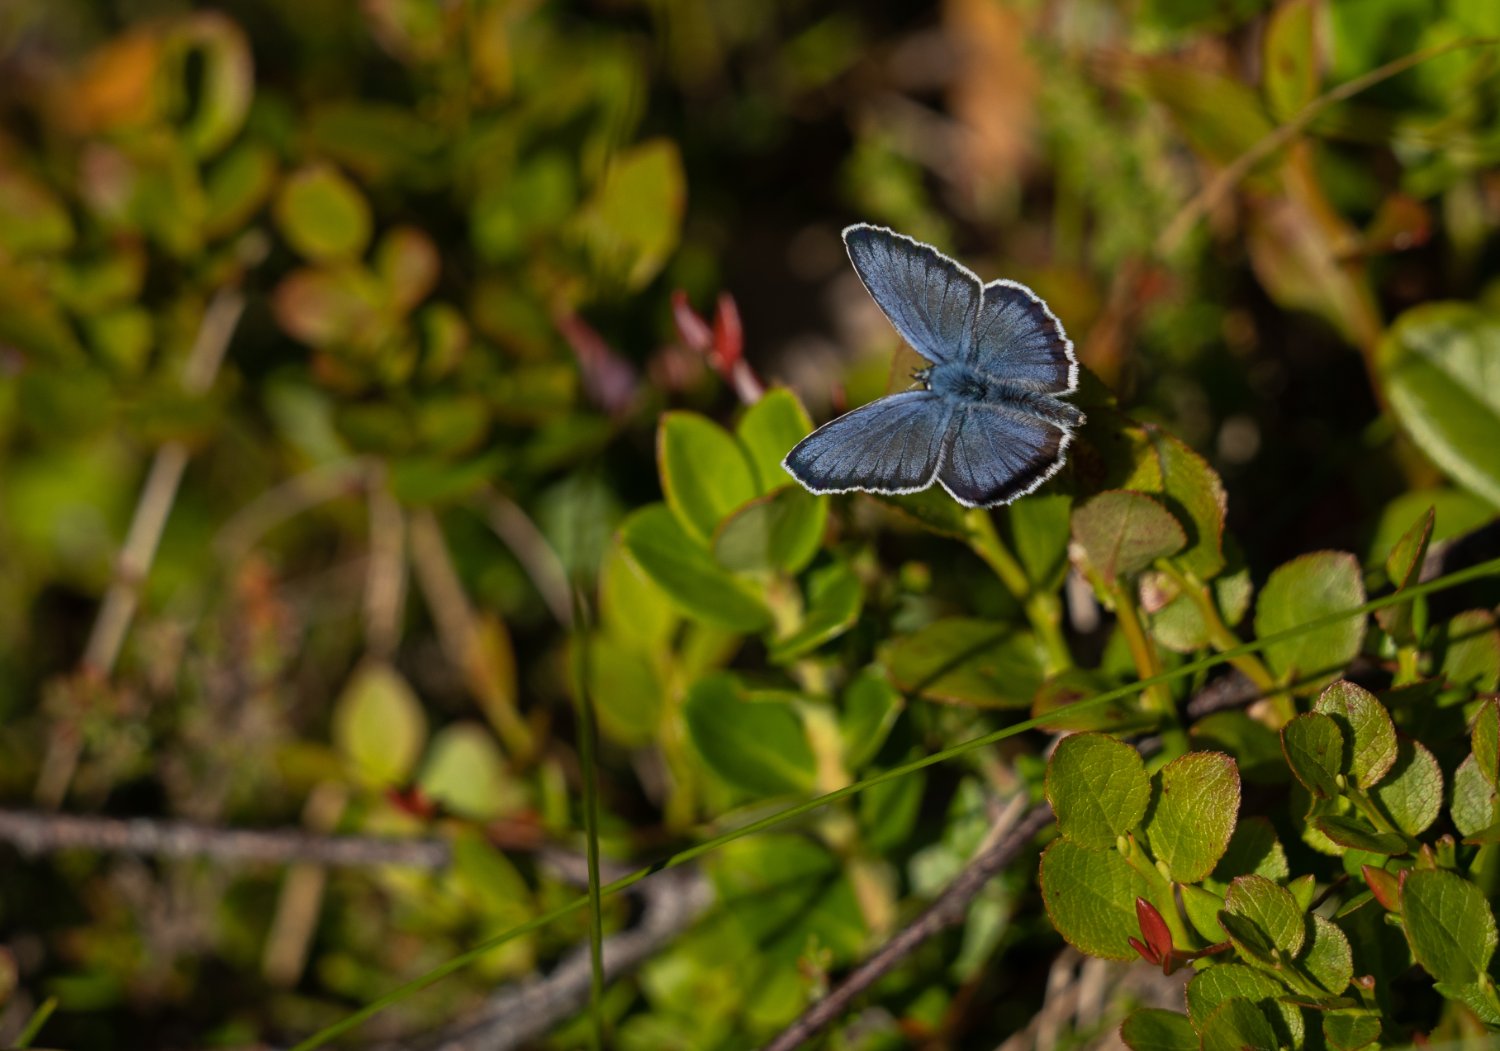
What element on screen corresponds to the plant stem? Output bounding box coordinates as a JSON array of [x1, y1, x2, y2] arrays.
[[1110, 581, 1189, 756], [968, 513, 1072, 675], [1155, 562, 1276, 692]]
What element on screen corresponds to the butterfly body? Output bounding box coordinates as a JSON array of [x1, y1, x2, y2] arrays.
[[783, 224, 1084, 509]]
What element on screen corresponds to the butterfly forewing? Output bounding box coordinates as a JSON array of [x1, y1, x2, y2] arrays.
[[971, 280, 1078, 394], [843, 225, 979, 365], [783, 391, 954, 496]]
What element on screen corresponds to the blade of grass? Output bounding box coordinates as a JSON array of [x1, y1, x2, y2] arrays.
[[288, 554, 1500, 1051], [570, 584, 606, 1051], [14, 996, 57, 1049]]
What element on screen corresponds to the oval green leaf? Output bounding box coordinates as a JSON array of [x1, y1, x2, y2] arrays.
[[1045, 733, 1151, 850], [1145, 750, 1241, 883], [1313, 681, 1397, 789], [1254, 550, 1367, 694], [1071, 489, 1186, 580], [659, 411, 760, 545], [683, 673, 816, 797], [1039, 839, 1148, 960], [619, 504, 771, 633], [1378, 302, 1500, 508]]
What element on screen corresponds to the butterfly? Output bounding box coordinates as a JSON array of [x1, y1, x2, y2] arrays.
[[783, 224, 1084, 508]]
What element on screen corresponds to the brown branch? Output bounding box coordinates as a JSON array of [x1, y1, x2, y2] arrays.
[[81, 287, 247, 678], [760, 803, 1054, 1051], [0, 809, 450, 870], [386, 868, 714, 1051]]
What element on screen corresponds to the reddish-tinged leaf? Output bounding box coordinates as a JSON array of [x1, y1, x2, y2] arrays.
[[1362, 865, 1402, 913], [557, 313, 637, 416], [671, 289, 713, 352], [712, 292, 743, 369], [1137, 897, 1174, 959]]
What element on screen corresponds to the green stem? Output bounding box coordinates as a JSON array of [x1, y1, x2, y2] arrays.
[[968, 513, 1072, 675], [568, 588, 606, 1051], [1110, 581, 1189, 756], [1155, 562, 1276, 693]]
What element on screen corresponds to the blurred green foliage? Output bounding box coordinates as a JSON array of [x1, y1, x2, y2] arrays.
[[0, 0, 1499, 1048]]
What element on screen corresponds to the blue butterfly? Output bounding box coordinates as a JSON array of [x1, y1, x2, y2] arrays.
[[783, 224, 1084, 509]]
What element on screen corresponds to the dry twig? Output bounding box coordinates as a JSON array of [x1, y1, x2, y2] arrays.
[[761, 802, 1054, 1051]]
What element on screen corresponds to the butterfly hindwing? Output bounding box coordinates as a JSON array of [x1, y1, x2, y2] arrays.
[[784, 391, 954, 496], [971, 279, 1078, 394], [843, 225, 979, 365], [937, 403, 1070, 508]]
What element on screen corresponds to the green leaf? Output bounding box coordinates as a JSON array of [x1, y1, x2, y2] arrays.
[[1192, 710, 1286, 785], [1182, 883, 1228, 943], [1475, 699, 1500, 791], [713, 486, 826, 576], [1255, 551, 1367, 694], [171, 14, 254, 157], [274, 164, 373, 263], [0, 165, 74, 256], [576, 138, 686, 290], [1038, 839, 1148, 960], [840, 668, 903, 772], [769, 560, 862, 663], [712, 835, 865, 966], [1045, 733, 1151, 850], [417, 722, 522, 820], [1207, 817, 1290, 891], [1302, 913, 1355, 996], [1322, 1009, 1382, 1051], [1136, 60, 1275, 169], [883, 618, 1045, 709], [1376, 503, 1434, 642], [1371, 737, 1443, 836], [658, 411, 760, 545], [1314, 814, 1409, 856], [1313, 681, 1397, 789], [735, 389, 813, 495], [1263, 0, 1319, 121], [619, 505, 771, 633], [1119, 1009, 1198, 1051], [598, 535, 678, 649], [1006, 492, 1073, 592], [204, 142, 278, 239], [584, 634, 662, 748], [1378, 302, 1500, 508], [1442, 610, 1500, 696], [683, 674, 816, 797], [1147, 565, 1252, 653], [1145, 751, 1240, 883], [1433, 978, 1500, 1027], [332, 662, 427, 787], [1384, 505, 1434, 591], [1400, 868, 1498, 985], [1123, 426, 1229, 581], [1199, 997, 1280, 1051], [1282, 712, 1344, 798], [1071, 490, 1186, 580], [1223, 875, 1305, 958], [1187, 964, 1302, 1047], [1453, 754, 1500, 838]]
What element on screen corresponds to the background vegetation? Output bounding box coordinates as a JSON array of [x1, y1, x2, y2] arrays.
[[0, 0, 1499, 1048]]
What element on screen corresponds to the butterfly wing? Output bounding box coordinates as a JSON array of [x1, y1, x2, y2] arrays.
[[937, 403, 1070, 508], [844, 225, 980, 365], [971, 279, 1078, 394], [784, 391, 954, 496]]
